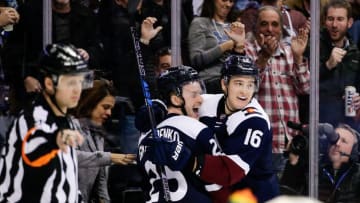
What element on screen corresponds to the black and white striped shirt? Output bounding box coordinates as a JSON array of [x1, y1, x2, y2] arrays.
[[0, 97, 79, 203]]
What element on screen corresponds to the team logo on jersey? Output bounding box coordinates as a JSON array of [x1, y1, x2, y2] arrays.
[[242, 107, 261, 116]]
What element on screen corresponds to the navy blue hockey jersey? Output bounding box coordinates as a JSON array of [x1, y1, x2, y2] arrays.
[[199, 94, 279, 202], [138, 114, 222, 203]]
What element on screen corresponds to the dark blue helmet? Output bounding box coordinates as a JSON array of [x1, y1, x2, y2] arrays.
[[222, 55, 259, 82], [157, 65, 203, 104]]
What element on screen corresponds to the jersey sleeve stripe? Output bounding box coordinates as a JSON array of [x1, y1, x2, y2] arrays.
[[227, 154, 250, 174], [205, 184, 222, 192], [21, 127, 59, 167]]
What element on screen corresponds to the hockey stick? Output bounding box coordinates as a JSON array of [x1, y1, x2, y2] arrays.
[[130, 25, 171, 202]]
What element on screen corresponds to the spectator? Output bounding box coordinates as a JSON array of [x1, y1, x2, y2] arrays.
[[98, 0, 165, 154], [319, 0, 360, 130], [0, 5, 19, 150], [138, 0, 191, 65], [143, 46, 172, 98], [318, 124, 360, 202], [188, 0, 245, 93], [0, 43, 91, 202], [240, 0, 308, 37], [199, 55, 279, 202], [0, 3, 20, 105], [244, 5, 310, 177], [153, 47, 172, 77], [2, 0, 102, 115], [74, 79, 136, 203], [281, 123, 360, 202], [273, 0, 310, 125]]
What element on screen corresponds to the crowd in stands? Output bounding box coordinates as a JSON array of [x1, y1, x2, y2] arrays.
[[0, 0, 360, 202]]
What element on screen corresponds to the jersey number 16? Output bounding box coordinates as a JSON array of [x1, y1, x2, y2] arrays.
[[244, 129, 263, 148]]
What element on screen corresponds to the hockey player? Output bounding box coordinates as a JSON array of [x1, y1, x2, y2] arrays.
[[0, 43, 93, 202], [137, 66, 251, 203], [199, 54, 279, 202]]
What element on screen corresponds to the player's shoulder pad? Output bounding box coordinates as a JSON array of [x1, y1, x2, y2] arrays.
[[199, 94, 223, 117], [158, 115, 209, 140], [227, 99, 271, 134]]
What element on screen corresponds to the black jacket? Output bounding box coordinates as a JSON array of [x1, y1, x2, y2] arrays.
[[319, 162, 360, 203], [319, 28, 360, 128], [281, 160, 360, 203]]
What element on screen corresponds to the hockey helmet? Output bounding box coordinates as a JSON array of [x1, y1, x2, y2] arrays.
[[221, 55, 259, 83], [40, 43, 93, 89], [157, 65, 204, 103]]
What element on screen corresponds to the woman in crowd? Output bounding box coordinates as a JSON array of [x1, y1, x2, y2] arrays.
[[75, 79, 136, 203], [188, 0, 245, 93]]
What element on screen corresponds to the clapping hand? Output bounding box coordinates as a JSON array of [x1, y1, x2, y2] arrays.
[[291, 18, 309, 64], [258, 33, 279, 57], [0, 7, 20, 27], [291, 26, 309, 64], [224, 22, 245, 48]]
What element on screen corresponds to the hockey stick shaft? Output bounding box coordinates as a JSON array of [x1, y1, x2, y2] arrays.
[[130, 26, 171, 202]]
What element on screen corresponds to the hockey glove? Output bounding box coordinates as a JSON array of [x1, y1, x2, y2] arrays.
[[142, 136, 192, 171], [201, 116, 228, 138]]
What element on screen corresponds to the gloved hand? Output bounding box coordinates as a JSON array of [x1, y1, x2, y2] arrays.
[[135, 99, 167, 132], [141, 136, 192, 171]]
